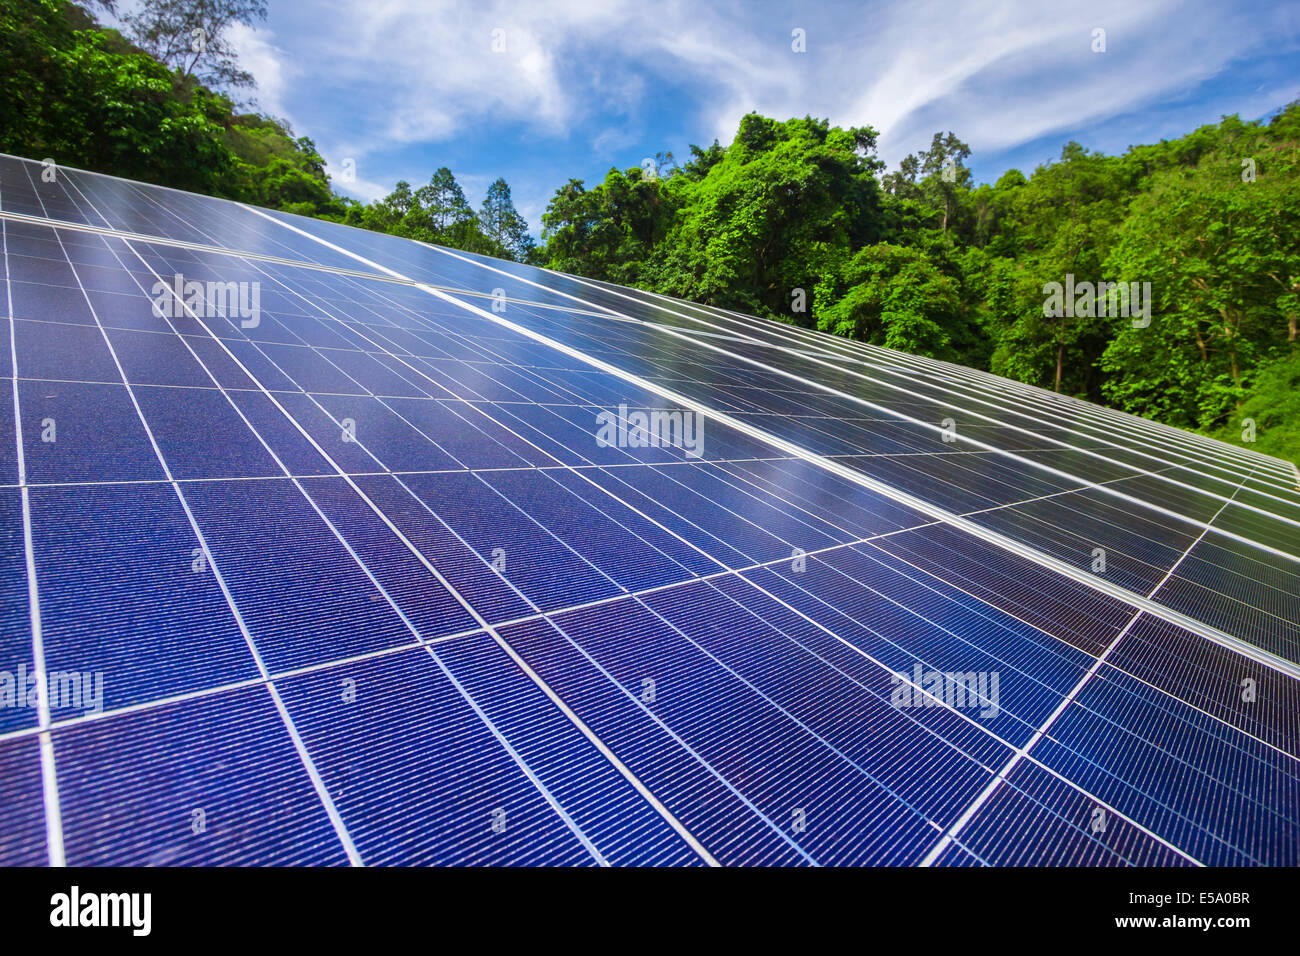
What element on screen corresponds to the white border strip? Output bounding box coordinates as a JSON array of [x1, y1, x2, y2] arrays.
[[3, 215, 64, 866]]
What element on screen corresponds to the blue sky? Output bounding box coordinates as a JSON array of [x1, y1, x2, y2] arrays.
[[211, 0, 1300, 234]]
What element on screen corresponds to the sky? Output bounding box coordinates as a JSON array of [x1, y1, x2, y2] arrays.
[[204, 0, 1300, 234]]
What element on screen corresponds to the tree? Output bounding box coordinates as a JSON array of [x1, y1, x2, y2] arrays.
[[881, 133, 973, 236], [2, 0, 240, 193], [979, 142, 1127, 397], [917, 132, 972, 233], [647, 115, 885, 322], [541, 179, 602, 273], [1101, 158, 1300, 428], [478, 177, 534, 262], [818, 243, 961, 357], [415, 167, 476, 236], [1209, 351, 1300, 462], [540, 166, 677, 284], [680, 141, 724, 181], [341, 169, 534, 260], [124, 0, 268, 91], [3, 0, 344, 214]]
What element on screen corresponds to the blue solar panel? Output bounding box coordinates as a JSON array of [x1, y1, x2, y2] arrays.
[[1, 153, 1297, 867]]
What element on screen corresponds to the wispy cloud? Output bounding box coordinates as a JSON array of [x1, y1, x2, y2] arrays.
[[227, 21, 290, 119]]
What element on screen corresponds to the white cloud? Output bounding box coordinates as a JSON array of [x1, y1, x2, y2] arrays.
[[227, 22, 289, 119], [332, 169, 390, 204], [302, 0, 630, 146]]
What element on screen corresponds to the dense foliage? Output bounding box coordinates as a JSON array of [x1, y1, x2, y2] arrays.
[[3, 0, 1296, 461], [1, 0, 341, 207]]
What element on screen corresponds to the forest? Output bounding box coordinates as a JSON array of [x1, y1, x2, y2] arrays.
[[4, 0, 1298, 461]]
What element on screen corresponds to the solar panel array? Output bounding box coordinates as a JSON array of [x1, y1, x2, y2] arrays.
[[0, 153, 1297, 867]]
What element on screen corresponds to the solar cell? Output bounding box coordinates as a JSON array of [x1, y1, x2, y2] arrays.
[[1, 153, 1296, 867]]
